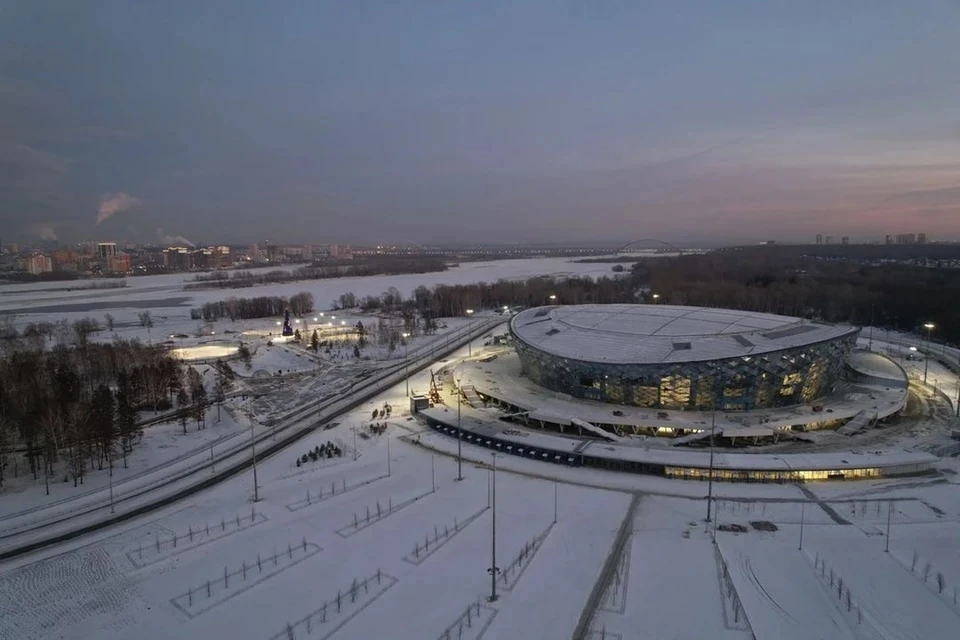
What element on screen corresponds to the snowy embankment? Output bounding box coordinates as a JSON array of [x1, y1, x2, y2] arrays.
[[0, 318, 502, 560], [717, 537, 858, 640], [810, 537, 960, 640]]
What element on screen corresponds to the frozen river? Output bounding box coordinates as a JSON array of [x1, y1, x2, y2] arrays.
[[0, 256, 621, 327]]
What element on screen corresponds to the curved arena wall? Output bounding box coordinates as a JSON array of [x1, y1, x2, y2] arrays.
[[511, 329, 858, 411]]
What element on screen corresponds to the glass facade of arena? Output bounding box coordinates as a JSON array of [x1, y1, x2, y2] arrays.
[[512, 331, 858, 411]]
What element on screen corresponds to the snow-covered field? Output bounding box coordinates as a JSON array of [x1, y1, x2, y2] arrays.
[[0, 256, 618, 331], [3, 264, 960, 638], [4, 383, 960, 640], [0, 384, 631, 640]]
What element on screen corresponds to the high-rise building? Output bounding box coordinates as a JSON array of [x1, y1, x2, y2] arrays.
[[825, 236, 834, 245], [918, 233, 928, 244], [97, 242, 118, 260], [896, 234, 916, 245], [106, 253, 132, 274], [815, 234, 823, 245], [841, 237, 850, 245], [52, 249, 79, 271], [25, 254, 53, 275], [885, 235, 895, 245], [163, 246, 193, 270]]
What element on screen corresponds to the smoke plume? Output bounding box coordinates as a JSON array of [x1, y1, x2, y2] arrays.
[[29, 222, 58, 241], [156, 227, 195, 247], [96, 192, 141, 224]]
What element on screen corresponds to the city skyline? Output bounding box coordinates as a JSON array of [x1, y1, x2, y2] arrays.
[[3, 2, 960, 245]]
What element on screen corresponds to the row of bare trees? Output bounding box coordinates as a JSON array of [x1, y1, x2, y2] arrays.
[[332, 249, 960, 346], [0, 333, 186, 491], [335, 276, 628, 321], [192, 292, 315, 322], [187, 256, 447, 290]]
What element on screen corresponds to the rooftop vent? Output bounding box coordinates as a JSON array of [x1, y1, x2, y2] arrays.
[[763, 325, 817, 340], [545, 328, 561, 336], [732, 335, 755, 347]]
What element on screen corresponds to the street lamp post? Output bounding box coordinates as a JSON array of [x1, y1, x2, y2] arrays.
[[108, 453, 115, 514], [923, 322, 935, 384], [250, 419, 260, 502], [456, 377, 463, 481], [705, 388, 718, 524], [652, 293, 660, 304], [885, 500, 893, 552], [488, 452, 499, 602], [466, 309, 474, 357], [548, 294, 557, 304], [402, 332, 410, 396], [798, 501, 805, 551]]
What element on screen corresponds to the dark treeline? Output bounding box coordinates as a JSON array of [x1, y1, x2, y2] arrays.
[[781, 243, 960, 263], [635, 248, 960, 343], [338, 276, 630, 320], [0, 337, 187, 489], [187, 257, 448, 290], [336, 247, 960, 345], [192, 292, 314, 322], [0, 272, 127, 285]]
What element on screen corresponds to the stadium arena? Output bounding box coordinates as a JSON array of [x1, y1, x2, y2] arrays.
[[417, 304, 930, 482], [510, 304, 859, 412]]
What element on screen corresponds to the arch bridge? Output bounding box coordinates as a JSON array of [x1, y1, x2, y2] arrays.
[[616, 238, 684, 254]]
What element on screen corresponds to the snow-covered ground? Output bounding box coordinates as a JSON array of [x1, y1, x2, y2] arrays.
[[4, 270, 960, 638], [0, 380, 631, 640], [3, 366, 960, 639], [0, 256, 618, 332]]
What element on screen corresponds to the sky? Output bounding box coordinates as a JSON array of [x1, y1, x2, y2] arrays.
[[2, 1, 960, 247]]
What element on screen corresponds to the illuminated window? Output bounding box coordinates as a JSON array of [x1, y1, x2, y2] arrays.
[[802, 360, 826, 401], [660, 375, 691, 407], [695, 376, 715, 409], [780, 372, 802, 396], [633, 385, 659, 407]]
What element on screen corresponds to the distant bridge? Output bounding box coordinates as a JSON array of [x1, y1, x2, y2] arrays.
[[616, 239, 684, 254]]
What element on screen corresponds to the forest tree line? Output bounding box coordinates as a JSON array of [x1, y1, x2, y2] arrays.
[[333, 248, 960, 345], [187, 256, 448, 290], [632, 248, 960, 344], [0, 335, 191, 489], [192, 292, 315, 322]]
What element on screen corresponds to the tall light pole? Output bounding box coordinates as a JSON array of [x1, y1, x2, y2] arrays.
[[402, 332, 410, 396], [456, 376, 463, 481], [885, 500, 893, 552], [466, 309, 474, 357], [652, 293, 660, 304], [488, 452, 499, 602], [548, 294, 557, 305], [108, 452, 115, 514], [553, 481, 558, 524], [798, 501, 805, 550], [705, 383, 718, 524], [250, 418, 260, 502], [923, 322, 935, 384]]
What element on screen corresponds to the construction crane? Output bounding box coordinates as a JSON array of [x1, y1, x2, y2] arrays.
[[429, 369, 443, 405]]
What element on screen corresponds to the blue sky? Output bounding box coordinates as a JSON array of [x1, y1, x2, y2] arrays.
[[2, 1, 959, 246]]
